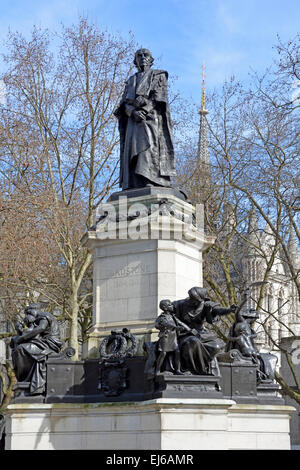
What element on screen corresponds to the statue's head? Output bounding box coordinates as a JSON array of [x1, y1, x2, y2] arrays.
[[134, 48, 154, 71], [159, 299, 173, 313], [236, 323, 248, 334], [24, 303, 40, 325], [243, 308, 259, 324], [188, 287, 209, 304]]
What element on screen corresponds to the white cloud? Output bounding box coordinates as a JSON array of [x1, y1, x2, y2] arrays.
[[217, 4, 242, 34], [291, 80, 300, 103]]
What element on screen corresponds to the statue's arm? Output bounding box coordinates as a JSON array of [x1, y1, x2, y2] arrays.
[[114, 80, 131, 117], [15, 319, 48, 344], [152, 71, 168, 103], [124, 103, 135, 117], [174, 316, 192, 332], [155, 316, 177, 331], [227, 336, 239, 342], [155, 316, 165, 330], [212, 304, 237, 318]]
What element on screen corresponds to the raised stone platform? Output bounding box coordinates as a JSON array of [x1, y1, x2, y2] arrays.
[[9, 357, 284, 406], [148, 374, 222, 400], [82, 191, 215, 357], [4, 399, 295, 450], [218, 350, 284, 405], [107, 186, 189, 202]]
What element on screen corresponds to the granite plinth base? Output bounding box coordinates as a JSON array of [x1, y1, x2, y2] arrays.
[[44, 357, 149, 403], [12, 382, 31, 401], [83, 192, 214, 358], [12, 358, 223, 404], [218, 350, 284, 405], [4, 399, 295, 450], [257, 380, 285, 405], [218, 361, 257, 403], [12, 382, 45, 404], [10, 358, 284, 406], [107, 186, 189, 202], [147, 373, 222, 400]]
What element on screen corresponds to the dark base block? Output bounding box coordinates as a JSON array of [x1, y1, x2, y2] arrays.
[[147, 373, 223, 400], [107, 186, 189, 202], [257, 380, 285, 405], [12, 382, 45, 404], [218, 356, 284, 404], [218, 361, 258, 403], [11, 357, 283, 405], [45, 357, 149, 403]]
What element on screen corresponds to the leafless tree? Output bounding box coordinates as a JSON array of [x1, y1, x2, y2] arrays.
[[177, 35, 300, 404], [0, 18, 136, 360]]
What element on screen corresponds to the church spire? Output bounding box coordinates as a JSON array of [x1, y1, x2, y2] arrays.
[[197, 64, 210, 177], [288, 224, 300, 268], [247, 206, 260, 250], [200, 64, 208, 115], [248, 206, 259, 235]]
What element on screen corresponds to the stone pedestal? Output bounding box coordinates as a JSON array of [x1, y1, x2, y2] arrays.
[[218, 350, 284, 405], [279, 336, 300, 448], [148, 374, 222, 400], [82, 189, 214, 356], [4, 399, 295, 450]]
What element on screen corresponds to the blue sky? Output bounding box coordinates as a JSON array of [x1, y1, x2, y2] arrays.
[[0, 0, 299, 103]]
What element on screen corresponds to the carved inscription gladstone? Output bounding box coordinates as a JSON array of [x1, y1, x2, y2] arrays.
[[112, 264, 151, 278], [100, 263, 153, 301]]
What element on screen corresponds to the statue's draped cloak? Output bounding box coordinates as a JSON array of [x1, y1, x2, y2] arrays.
[[12, 312, 64, 394], [115, 69, 176, 189], [173, 298, 225, 375]]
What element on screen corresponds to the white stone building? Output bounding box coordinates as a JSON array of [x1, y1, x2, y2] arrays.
[[196, 67, 300, 354], [241, 214, 300, 352]]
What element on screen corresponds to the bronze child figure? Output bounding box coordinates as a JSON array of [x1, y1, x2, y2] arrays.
[[227, 314, 260, 361], [154, 299, 184, 375]]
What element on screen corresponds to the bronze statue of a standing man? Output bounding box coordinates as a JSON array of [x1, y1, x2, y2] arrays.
[[114, 48, 176, 190]]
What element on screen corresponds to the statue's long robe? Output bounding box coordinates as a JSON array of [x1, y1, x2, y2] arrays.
[[12, 312, 64, 394], [115, 69, 176, 189], [173, 298, 227, 375]]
